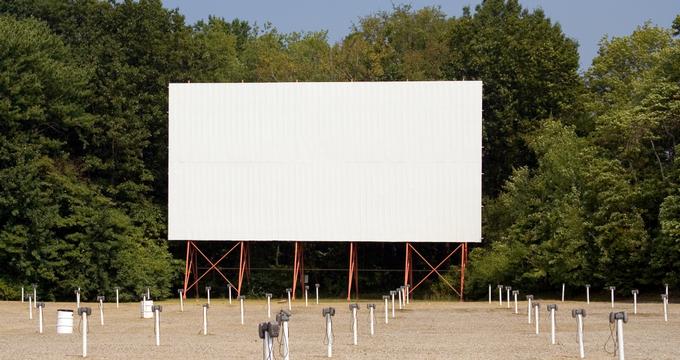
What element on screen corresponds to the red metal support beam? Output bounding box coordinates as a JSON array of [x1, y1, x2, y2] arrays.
[[404, 242, 413, 291], [406, 243, 465, 299], [185, 242, 240, 294], [182, 240, 241, 299], [237, 241, 250, 296], [292, 242, 305, 300], [182, 241, 192, 299], [460, 242, 468, 301], [347, 242, 359, 301], [191, 246, 198, 298]]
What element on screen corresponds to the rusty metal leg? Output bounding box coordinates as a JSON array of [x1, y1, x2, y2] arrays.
[[347, 242, 359, 301], [183, 241, 242, 300], [347, 242, 354, 301], [183, 241, 192, 300], [191, 247, 199, 298], [185, 242, 239, 292], [460, 243, 467, 301], [245, 242, 251, 285], [353, 244, 358, 300], [299, 244, 304, 298], [293, 243, 299, 300], [292, 242, 304, 300], [408, 243, 463, 298], [237, 241, 247, 296], [404, 243, 412, 290]]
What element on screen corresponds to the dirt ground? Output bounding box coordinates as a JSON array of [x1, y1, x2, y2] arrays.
[[0, 296, 678, 359]]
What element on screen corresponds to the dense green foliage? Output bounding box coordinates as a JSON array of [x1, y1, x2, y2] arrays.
[[469, 21, 680, 297], [0, 0, 677, 299], [0, 13, 176, 300]]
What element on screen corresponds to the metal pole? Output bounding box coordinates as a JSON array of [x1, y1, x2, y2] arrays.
[[202, 304, 209, 335], [390, 291, 396, 319], [37, 302, 44, 333], [547, 304, 557, 344], [21, 287, 24, 303], [286, 288, 292, 311], [76, 289, 80, 309], [153, 305, 162, 346], [398, 288, 403, 310], [283, 320, 290, 360], [406, 284, 410, 304], [315, 284, 320, 304], [28, 296, 33, 320], [350, 304, 358, 345], [147, 287, 150, 300], [513, 291, 519, 314], [178, 289, 184, 312], [274, 313, 289, 360], [488, 284, 492, 304], [266, 293, 272, 319], [562, 283, 565, 302], [368, 304, 375, 336], [665, 283, 669, 297], [268, 328, 275, 360], [32, 284, 37, 306], [228, 284, 232, 304], [662, 294, 668, 322], [551, 308, 555, 344], [78, 307, 91, 358], [609, 311, 627, 360], [98, 297, 104, 326], [115, 288, 119, 309], [383, 295, 389, 324], [632, 290, 638, 314], [263, 328, 272, 360], [616, 319, 625, 360], [206, 286, 211, 305], [527, 296, 533, 324], [326, 313, 333, 358], [506, 286, 511, 308], [534, 303, 540, 335], [82, 312, 88, 357], [577, 313, 585, 358], [239, 296, 245, 325], [155, 307, 160, 346], [586, 285, 590, 304], [305, 285, 309, 307], [610, 286, 616, 308], [498, 285, 503, 306]]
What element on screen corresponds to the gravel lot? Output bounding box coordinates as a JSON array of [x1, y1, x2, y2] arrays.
[[0, 297, 677, 359]]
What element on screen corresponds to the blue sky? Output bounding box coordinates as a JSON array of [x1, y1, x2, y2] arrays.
[[162, 1, 680, 71]]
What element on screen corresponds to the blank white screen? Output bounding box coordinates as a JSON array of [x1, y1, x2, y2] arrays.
[[168, 81, 481, 242]]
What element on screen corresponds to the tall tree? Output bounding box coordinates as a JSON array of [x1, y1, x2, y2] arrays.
[[468, 121, 647, 295], [336, 5, 452, 81], [585, 23, 680, 286], [447, 0, 581, 196], [0, 14, 175, 299], [191, 16, 246, 82]]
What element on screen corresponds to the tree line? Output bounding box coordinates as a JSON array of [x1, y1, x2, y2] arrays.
[[0, 0, 678, 300]]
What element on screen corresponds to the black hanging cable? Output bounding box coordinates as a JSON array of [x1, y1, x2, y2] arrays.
[[277, 321, 289, 359], [603, 321, 617, 356]]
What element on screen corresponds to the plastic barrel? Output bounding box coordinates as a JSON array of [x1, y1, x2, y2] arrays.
[[56, 309, 74, 334], [140, 300, 154, 319]]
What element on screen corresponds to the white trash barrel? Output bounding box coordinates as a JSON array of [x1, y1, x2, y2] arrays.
[[140, 300, 154, 319], [56, 309, 74, 334]]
